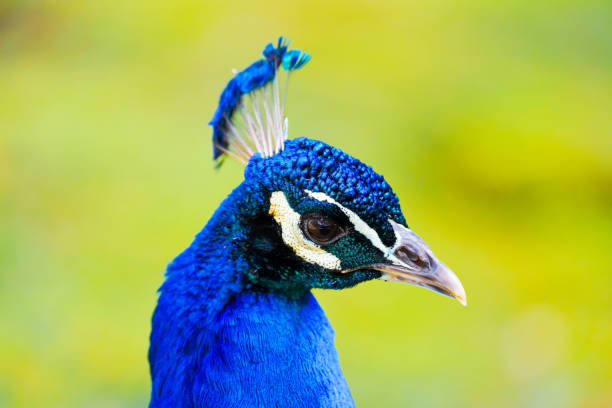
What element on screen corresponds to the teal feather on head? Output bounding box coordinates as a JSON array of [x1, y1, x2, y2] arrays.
[[282, 49, 311, 70]]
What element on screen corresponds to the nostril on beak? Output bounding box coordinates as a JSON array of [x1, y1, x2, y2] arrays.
[[395, 246, 429, 269], [395, 246, 414, 262]]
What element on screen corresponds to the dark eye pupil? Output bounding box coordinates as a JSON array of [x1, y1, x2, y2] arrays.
[[319, 226, 331, 235], [303, 216, 342, 244], [308, 219, 336, 238]]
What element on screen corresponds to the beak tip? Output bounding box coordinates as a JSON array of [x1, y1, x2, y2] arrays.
[[452, 284, 467, 306]]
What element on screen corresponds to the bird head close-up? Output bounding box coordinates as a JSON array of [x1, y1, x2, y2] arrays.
[[210, 137, 466, 299], [148, 37, 465, 408]]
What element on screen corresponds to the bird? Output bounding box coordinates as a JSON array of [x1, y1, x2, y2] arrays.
[[148, 37, 466, 408]]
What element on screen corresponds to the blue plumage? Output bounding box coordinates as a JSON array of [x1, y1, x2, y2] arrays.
[[150, 143, 358, 407], [149, 38, 466, 408]]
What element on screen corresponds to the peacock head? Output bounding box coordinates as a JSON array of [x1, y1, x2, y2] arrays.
[[208, 37, 466, 304]]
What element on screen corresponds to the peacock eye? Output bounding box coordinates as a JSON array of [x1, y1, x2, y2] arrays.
[[301, 214, 345, 245]]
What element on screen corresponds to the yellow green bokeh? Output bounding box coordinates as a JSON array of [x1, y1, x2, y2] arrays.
[[1, 1, 610, 407]]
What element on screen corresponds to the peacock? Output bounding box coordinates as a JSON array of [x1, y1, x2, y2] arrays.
[[148, 37, 466, 408]]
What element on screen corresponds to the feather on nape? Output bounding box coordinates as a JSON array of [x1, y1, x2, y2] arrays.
[[209, 37, 310, 165]]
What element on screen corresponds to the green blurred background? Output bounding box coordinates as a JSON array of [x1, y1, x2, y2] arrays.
[[1, 0, 611, 407]]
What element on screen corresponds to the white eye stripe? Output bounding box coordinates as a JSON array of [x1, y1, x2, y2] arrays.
[[305, 190, 408, 266], [269, 191, 341, 270], [305, 190, 388, 253]]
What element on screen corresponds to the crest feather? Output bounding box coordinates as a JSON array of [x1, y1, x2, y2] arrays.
[[209, 37, 310, 164]]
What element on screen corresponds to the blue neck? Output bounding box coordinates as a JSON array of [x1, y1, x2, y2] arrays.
[[148, 184, 354, 407]]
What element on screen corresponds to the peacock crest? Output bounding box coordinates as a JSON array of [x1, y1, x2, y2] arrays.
[[209, 37, 311, 164]]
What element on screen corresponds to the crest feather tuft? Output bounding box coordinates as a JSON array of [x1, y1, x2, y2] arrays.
[[209, 36, 310, 164]]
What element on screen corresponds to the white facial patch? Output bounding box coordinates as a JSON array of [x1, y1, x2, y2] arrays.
[[269, 191, 342, 270], [305, 190, 411, 268]]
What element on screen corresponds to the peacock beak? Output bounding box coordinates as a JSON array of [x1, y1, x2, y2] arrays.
[[384, 220, 466, 305], [374, 258, 467, 306], [348, 220, 467, 305]]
